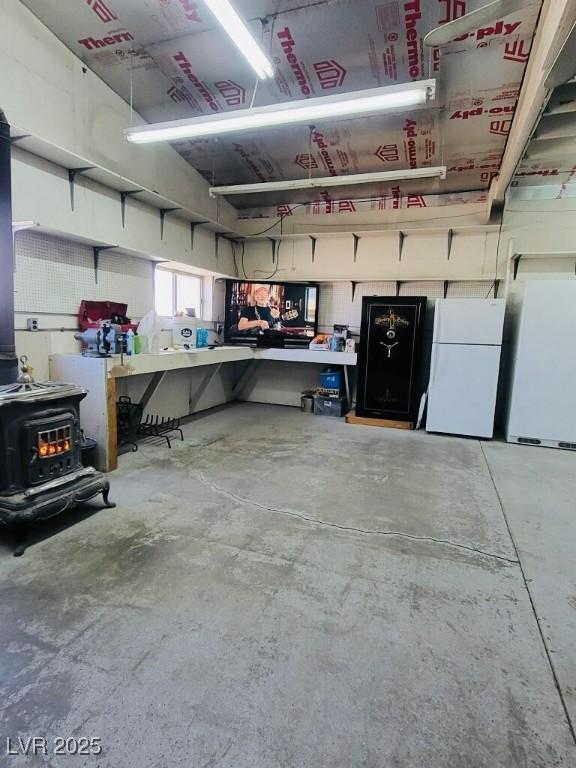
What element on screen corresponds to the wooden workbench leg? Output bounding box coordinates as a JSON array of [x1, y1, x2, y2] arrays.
[[107, 375, 118, 471]]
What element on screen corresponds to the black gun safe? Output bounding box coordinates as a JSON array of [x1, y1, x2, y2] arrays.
[[356, 297, 427, 423]]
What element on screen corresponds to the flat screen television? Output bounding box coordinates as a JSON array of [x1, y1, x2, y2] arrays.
[[224, 280, 319, 347]]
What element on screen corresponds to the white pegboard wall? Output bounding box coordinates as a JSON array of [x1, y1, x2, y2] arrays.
[[447, 281, 496, 298], [318, 280, 500, 333], [14, 231, 154, 318], [399, 281, 444, 298], [318, 281, 396, 333], [317, 282, 355, 331]]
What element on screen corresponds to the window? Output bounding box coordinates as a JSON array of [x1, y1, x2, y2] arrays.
[[154, 269, 173, 316], [154, 268, 203, 317]]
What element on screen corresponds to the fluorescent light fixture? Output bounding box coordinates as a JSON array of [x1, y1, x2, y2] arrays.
[[209, 167, 447, 197], [203, 0, 274, 80], [125, 80, 435, 144]]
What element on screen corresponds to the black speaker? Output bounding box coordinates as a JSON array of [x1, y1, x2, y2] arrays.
[[356, 296, 427, 422]]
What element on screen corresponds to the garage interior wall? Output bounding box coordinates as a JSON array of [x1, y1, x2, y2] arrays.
[[14, 230, 153, 380], [12, 229, 241, 418], [5, 0, 576, 418], [236, 196, 576, 409]]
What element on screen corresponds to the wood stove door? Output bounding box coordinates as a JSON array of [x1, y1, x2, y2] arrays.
[[356, 297, 427, 422], [23, 412, 81, 486]]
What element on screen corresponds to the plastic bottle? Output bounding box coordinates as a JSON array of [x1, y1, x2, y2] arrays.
[[133, 333, 141, 354], [126, 328, 135, 356]]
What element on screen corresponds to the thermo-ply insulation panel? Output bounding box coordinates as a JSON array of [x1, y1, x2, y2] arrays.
[[19, 0, 560, 214]]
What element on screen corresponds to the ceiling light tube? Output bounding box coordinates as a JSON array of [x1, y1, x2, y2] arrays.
[[125, 80, 436, 144], [209, 167, 447, 197], [203, 0, 274, 79]]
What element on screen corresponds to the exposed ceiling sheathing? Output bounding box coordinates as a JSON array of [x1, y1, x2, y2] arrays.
[[20, 0, 544, 215], [511, 81, 576, 198]]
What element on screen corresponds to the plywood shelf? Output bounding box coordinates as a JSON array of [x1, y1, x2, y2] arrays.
[[11, 127, 237, 236]]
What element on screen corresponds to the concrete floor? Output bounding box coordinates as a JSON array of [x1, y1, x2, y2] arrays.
[[1, 403, 575, 767]]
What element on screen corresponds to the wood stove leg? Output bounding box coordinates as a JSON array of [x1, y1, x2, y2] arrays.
[[102, 482, 116, 509]]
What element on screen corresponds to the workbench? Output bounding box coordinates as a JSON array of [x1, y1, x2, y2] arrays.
[[50, 347, 357, 471]]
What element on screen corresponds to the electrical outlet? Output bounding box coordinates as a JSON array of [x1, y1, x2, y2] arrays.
[[26, 318, 39, 332]]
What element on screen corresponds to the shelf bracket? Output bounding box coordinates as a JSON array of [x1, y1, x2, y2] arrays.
[[447, 228, 453, 260], [9, 134, 30, 144], [215, 232, 239, 260], [309, 235, 317, 263], [512, 254, 522, 280], [92, 246, 117, 284], [353, 233, 360, 263], [190, 221, 208, 250], [268, 237, 277, 264], [119, 190, 143, 228], [396, 280, 401, 297], [159, 207, 181, 240], [443, 280, 449, 299], [351, 281, 358, 302], [68, 167, 96, 211], [398, 231, 405, 262], [494, 279, 501, 298]]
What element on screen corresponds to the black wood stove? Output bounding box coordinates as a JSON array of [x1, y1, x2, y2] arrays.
[[0, 111, 113, 555], [0, 358, 114, 555]]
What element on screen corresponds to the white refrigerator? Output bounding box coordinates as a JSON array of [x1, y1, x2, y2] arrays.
[[426, 299, 505, 438]]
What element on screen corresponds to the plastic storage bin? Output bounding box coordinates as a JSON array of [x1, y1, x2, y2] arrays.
[[313, 395, 347, 417], [320, 369, 343, 390]]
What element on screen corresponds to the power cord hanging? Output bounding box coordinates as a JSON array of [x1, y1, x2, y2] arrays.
[[129, 49, 135, 127]]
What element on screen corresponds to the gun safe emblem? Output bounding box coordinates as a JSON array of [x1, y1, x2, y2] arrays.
[[375, 310, 409, 340]]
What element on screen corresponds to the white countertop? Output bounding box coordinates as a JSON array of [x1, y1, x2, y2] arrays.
[[51, 346, 357, 378], [52, 346, 357, 378]]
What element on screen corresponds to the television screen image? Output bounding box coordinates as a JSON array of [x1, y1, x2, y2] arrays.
[[225, 281, 319, 346]]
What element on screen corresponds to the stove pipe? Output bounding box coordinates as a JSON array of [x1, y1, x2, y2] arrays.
[[0, 109, 17, 386]]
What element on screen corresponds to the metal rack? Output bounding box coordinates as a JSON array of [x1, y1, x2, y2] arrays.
[[137, 415, 183, 449]]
